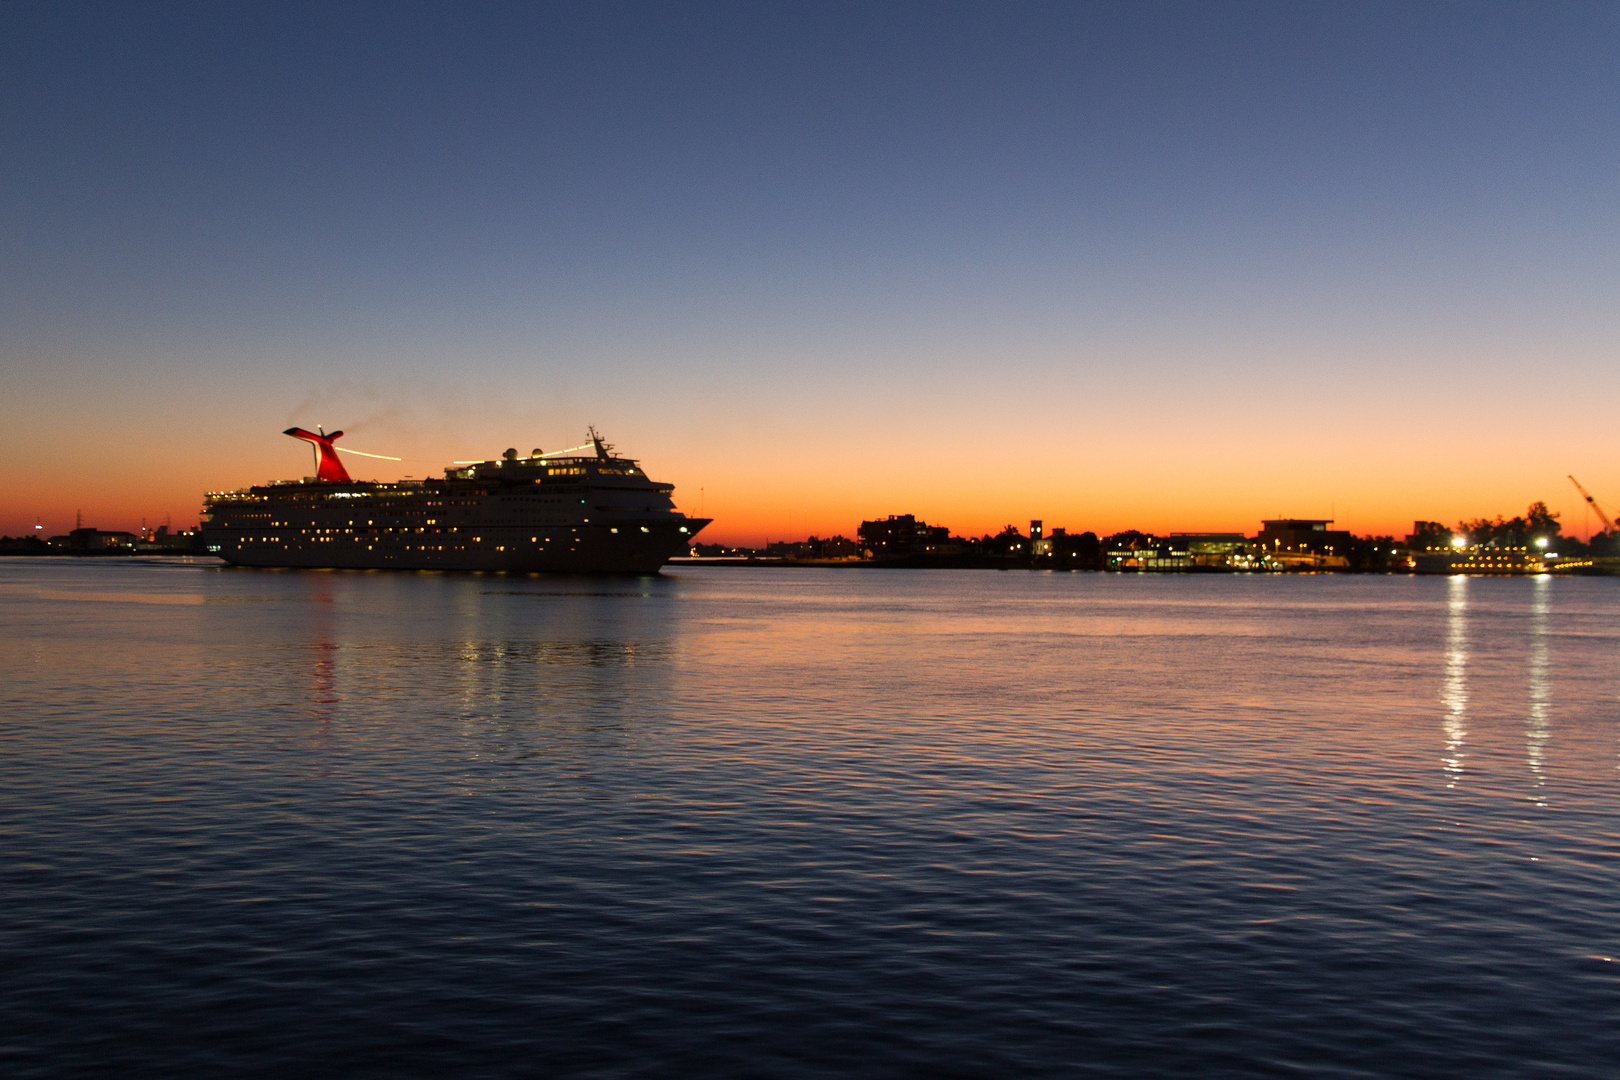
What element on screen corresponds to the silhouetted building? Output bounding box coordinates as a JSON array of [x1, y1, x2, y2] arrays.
[[1169, 532, 1248, 554], [66, 528, 137, 552], [1405, 521, 1451, 549], [1040, 528, 1101, 569], [1256, 519, 1351, 555], [0, 535, 52, 555], [858, 515, 951, 559], [1169, 532, 1254, 568], [1106, 542, 1191, 571]]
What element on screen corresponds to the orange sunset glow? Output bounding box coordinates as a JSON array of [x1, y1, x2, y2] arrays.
[[5, 338, 1616, 547]]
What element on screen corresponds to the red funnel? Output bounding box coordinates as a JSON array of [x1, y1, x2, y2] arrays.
[[284, 427, 351, 482]]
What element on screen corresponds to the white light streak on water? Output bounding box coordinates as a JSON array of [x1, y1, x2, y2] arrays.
[[1442, 575, 1469, 787], [1527, 574, 1552, 803]]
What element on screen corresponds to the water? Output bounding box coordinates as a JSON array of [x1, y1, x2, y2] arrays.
[[2, 559, 1618, 1077]]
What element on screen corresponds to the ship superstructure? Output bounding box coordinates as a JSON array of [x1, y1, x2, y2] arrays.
[[202, 428, 709, 573]]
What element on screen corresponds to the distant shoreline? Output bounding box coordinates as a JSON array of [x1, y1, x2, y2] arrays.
[[668, 555, 1023, 569], [4, 553, 1609, 577], [666, 557, 1617, 576]]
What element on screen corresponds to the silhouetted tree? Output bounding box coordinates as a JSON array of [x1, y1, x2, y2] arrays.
[[1457, 501, 1561, 547], [1407, 521, 1453, 549], [1040, 530, 1102, 570], [1526, 500, 1561, 537], [979, 525, 1027, 557], [1103, 530, 1158, 552]]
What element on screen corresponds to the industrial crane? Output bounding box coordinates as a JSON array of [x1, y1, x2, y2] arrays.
[[1567, 475, 1615, 534]]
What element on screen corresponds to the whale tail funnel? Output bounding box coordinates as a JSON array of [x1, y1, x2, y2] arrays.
[[284, 427, 351, 482]]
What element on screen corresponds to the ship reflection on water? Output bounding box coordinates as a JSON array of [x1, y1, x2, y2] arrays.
[[3, 561, 1618, 1077]]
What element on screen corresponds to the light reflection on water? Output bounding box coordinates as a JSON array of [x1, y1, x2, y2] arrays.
[[1442, 575, 1469, 787], [2, 559, 1619, 1078], [1527, 575, 1552, 802]]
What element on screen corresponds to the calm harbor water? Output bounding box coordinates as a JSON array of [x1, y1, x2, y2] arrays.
[[2, 559, 1618, 1077]]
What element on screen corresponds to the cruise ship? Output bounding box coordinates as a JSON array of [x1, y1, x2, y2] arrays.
[[202, 427, 710, 573]]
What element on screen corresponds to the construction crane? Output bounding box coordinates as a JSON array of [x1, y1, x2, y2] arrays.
[[1567, 475, 1614, 534]]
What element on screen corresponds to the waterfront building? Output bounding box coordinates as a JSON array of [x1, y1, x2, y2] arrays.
[[1256, 519, 1351, 551], [63, 528, 138, 552], [1256, 519, 1351, 568], [1165, 533, 1267, 570], [857, 514, 953, 559]]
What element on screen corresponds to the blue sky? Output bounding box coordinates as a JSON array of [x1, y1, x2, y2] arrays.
[[3, 2, 1617, 539]]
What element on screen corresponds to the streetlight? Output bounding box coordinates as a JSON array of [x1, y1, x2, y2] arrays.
[[1450, 535, 1468, 549]]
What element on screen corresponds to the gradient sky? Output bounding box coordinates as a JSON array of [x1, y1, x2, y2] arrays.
[[3, 1, 1617, 544]]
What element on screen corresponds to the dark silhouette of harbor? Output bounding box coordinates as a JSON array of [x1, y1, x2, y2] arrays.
[[9, 500, 1616, 575], [0, 526, 207, 557], [678, 501, 1618, 575]]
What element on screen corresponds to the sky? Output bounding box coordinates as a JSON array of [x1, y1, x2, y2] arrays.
[[3, 1, 1617, 544]]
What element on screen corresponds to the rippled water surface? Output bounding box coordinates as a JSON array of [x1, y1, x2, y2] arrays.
[[3, 559, 1618, 1077]]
